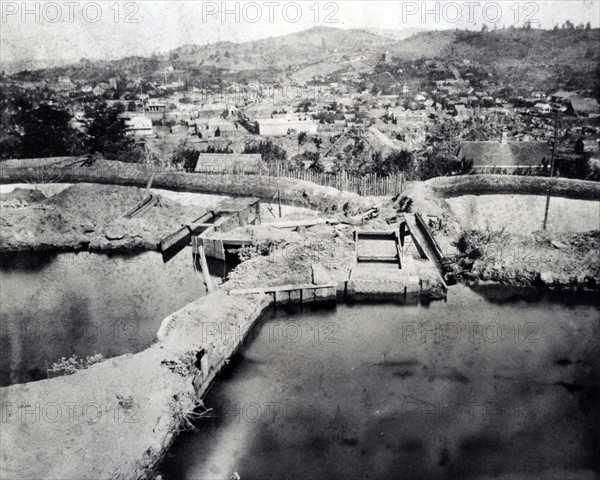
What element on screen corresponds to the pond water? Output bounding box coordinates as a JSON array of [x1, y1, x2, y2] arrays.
[[446, 194, 599, 234], [0, 248, 222, 387], [160, 286, 600, 480]]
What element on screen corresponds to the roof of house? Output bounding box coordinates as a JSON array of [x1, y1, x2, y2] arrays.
[[195, 153, 262, 172], [569, 97, 600, 113], [257, 117, 316, 125], [552, 91, 578, 100], [371, 71, 400, 86], [207, 119, 238, 130], [458, 141, 550, 167]]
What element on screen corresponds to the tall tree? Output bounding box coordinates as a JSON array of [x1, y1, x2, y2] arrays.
[[21, 104, 85, 158], [85, 102, 141, 161]]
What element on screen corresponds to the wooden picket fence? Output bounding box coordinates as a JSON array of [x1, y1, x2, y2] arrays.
[[267, 162, 405, 196], [0, 159, 405, 197]]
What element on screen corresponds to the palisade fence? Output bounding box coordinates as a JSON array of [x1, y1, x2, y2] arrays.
[[0, 159, 406, 197], [266, 161, 405, 196]]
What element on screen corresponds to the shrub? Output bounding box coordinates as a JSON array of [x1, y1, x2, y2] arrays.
[[48, 354, 105, 377], [172, 140, 199, 172]]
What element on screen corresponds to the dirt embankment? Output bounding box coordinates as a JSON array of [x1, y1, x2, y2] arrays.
[[452, 229, 600, 290], [223, 223, 357, 290], [428, 174, 600, 200], [0, 157, 363, 211], [0, 292, 272, 480], [404, 176, 600, 291], [0, 184, 211, 253], [0, 158, 380, 254]]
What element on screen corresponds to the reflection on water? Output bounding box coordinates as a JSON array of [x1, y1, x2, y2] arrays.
[[0, 248, 221, 387], [160, 285, 600, 480]]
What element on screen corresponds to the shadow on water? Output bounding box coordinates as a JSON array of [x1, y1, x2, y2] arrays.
[[0, 251, 58, 272], [346, 292, 425, 307], [159, 286, 600, 480], [469, 284, 600, 307], [161, 237, 191, 263]]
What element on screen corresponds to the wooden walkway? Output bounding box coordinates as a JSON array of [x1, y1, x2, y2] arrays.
[[402, 213, 446, 281], [228, 283, 337, 305]]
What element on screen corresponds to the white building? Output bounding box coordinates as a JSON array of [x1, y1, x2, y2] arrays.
[[146, 99, 167, 112], [257, 117, 318, 136], [121, 115, 153, 136], [532, 103, 552, 115]]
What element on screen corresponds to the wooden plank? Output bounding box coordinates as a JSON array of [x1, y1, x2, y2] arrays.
[[215, 239, 225, 261], [396, 235, 403, 269], [415, 213, 445, 262], [356, 230, 395, 236], [144, 172, 155, 197], [184, 223, 214, 229], [160, 211, 216, 252], [196, 238, 218, 293], [123, 194, 153, 219], [228, 283, 337, 296], [269, 218, 338, 229], [130, 195, 159, 218], [357, 256, 398, 262]]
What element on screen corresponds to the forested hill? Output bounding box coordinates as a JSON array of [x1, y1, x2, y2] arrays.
[[385, 27, 600, 96], [7, 26, 599, 96]]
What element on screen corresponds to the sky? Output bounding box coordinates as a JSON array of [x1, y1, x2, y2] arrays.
[[1, 0, 599, 71]]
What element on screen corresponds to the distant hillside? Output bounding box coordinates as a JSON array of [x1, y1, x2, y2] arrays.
[[10, 26, 397, 85], [391, 28, 600, 95], [392, 28, 599, 65], [169, 26, 396, 71], [7, 26, 599, 96], [365, 28, 425, 41]]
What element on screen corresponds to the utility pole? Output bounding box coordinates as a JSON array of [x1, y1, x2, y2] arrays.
[[278, 189, 282, 218], [138, 64, 145, 114], [549, 108, 560, 178], [543, 107, 561, 230]]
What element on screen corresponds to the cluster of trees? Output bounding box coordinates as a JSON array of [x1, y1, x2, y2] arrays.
[[418, 120, 474, 179], [372, 150, 415, 176], [296, 100, 313, 113], [330, 137, 416, 178], [554, 21, 592, 31], [0, 100, 143, 162], [325, 120, 472, 180], [553, 140, 598, 180], [419, 145, 473, 180], [243, 140, 287, 164]]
